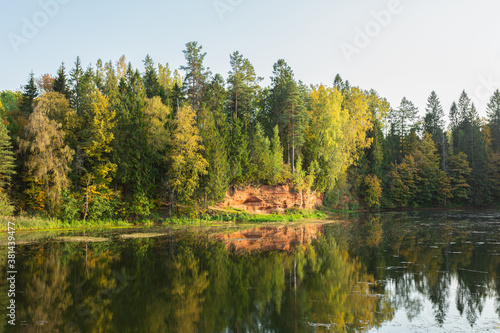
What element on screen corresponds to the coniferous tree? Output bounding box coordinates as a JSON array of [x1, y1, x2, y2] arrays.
[[365, 90, 389, 180], [389, 97, 419, 161], [424, 91, 446, 168], [447, 152, 472, 205], [69, 57, 84, 114], [269, 126, 285, 185], [227, 51, 261, 123], [143, 55, 164, 99], [19, 72, 38, 116], [199, 74, 230, 201], [94, 59, 105, 92], [115, 66, 150, 197], [198, 106, 230, 202], [269, 59, 308, 171], [252, 122, 271, 183], [181, 42, 210, 114], [229, 118, 251, 185], [53, 63, 71, 100], [487, 89, 500, 149]]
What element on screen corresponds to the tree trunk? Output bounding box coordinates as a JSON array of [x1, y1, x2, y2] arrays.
[[83, 175, 91, 221]]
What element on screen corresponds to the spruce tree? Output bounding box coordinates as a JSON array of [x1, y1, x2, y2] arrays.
[[53, 62, 71, 100], [69, 57, 84, 114], [19, 72, 38, 116], [487, 90, 500, 149], [423, 91, 446, 169]]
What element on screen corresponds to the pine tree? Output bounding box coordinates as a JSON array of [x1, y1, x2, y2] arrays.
[[53, 62, 71, 100], [283, 79, 307, 173], [94, 59, 105, 91], [181, 42, 210, 114], [365, 90, 389, 179], [424, 91, 446, 168], [269, 59, 308, 171], [229, 118, 251, 185], [252, 123, 271, 183], [69, 57, 84, 114], [114, 67, 150, 196], [449, 101, 459, 133], [198, 106, 230, 202], [143, 55, 163, 99], [447, 152, 472, 205], [487, 89, 500, 150], [227, 51, 261, 122], [19, 72, 38, 116], [390, 97, 419, 160], [269, 125, 284, 185]]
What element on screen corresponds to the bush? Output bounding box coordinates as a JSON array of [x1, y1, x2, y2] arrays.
[[58, 191, 82, 221], [0, 191, 14, 216], [88, 196, 116, 221], [128, 192, 155, 218]]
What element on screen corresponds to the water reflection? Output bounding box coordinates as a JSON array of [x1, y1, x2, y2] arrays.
[[2, 211, 500, 332], [342, 211, 500, 331]]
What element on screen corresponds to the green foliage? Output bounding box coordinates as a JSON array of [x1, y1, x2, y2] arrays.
[[87, 196, 116, 221], [169, 105, 208, 204], [181, 42, 209, 113], [0, 191, 14, 216], [227, 51, 260, 123], [229, 118, 251, 184], [6, 47, 500, 220], [58, 191, 82, 221], [53, 62, 71, 100], [447, 152, 472, 204], [128, 192, 154, 218], [198, 105, 230, 202], [269, 126, 285, 185], [424, 91, 446, 166], [385, 134, 448, 207], [0, 120, 15, 190], [20, 92, 75, 211], [19, 72, 38, 116], [362, 175, 382, 209]]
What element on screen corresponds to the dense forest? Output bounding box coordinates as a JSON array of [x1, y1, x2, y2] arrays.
[[1, 41, 499, 220]]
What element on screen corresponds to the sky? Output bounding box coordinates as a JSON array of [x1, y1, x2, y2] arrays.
[[2, 0, 500, 120]]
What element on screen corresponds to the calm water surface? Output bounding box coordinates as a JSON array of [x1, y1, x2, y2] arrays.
[[2, 210, 500, 332]]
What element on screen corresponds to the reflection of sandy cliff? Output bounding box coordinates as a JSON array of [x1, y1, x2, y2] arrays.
[[211, 223, 326, 252]]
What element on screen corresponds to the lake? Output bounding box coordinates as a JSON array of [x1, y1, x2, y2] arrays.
[[2, 210, 500, 332]]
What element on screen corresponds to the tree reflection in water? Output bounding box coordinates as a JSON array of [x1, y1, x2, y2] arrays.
[[3, 211, 500, 332]]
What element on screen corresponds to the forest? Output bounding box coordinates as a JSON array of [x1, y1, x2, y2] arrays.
[[0, 41, 499, 220]]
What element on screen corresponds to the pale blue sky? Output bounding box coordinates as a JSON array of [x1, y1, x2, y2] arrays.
[[2, 0, 500, 120]]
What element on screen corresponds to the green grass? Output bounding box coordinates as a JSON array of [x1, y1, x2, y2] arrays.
[[0, 208, 331, 231], [165, 208, 329, 224], [0, 215, 149, 233]]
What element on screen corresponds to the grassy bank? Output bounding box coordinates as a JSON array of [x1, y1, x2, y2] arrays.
[[0, 208, 330, 232], [0, 215, 141, 232]]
